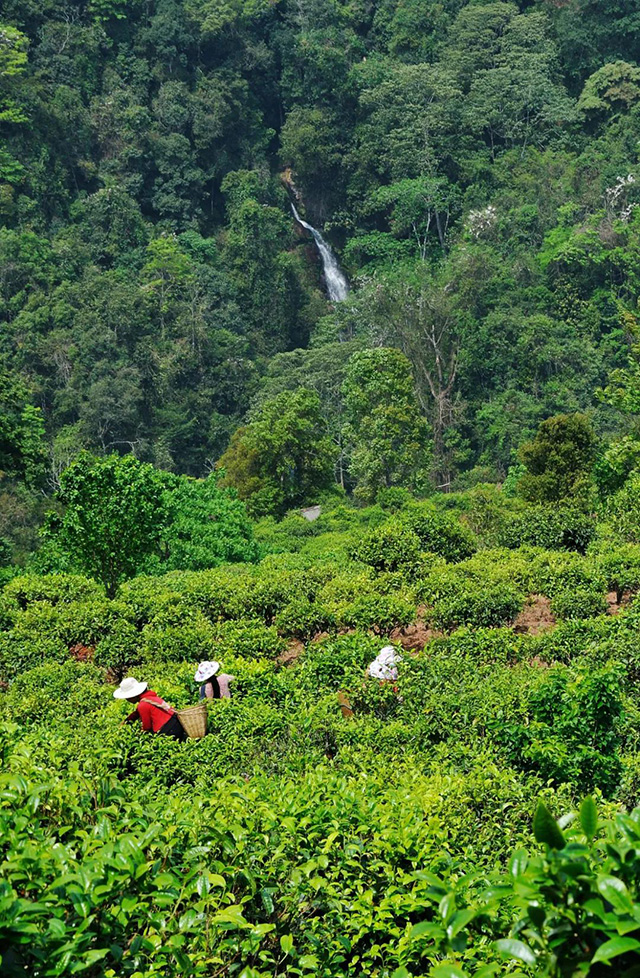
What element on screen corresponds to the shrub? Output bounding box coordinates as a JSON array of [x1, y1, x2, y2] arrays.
[[1, 573, 103, 611], [350, 520, 422, 574], [299, 633, 380, 692], [492, 664, 623, 795], [595, 543, 640, 602], [93, 619, 141, 677], [274, 598, 336, 638], [430, 584, 524, 630], [0, 632, 69, 680], [606, 472, 640, 543], [376, 486, 412, 512], [414, 800, 640, 977], [212, 618, 286, 660], [336, 593, 415, 633], [140, 613, 218, 663], [400, 509, 478, 562], [550, 587, 608, 620], [499, 505, 596, 554], [2, 660, 106, 726], [528, 549, 606, 597]]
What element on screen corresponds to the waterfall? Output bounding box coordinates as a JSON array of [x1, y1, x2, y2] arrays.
[[291, 203, 349, 302]]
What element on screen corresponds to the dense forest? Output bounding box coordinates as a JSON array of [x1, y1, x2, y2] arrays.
[[2, 0, 640, 550], [7, 2, 640, 976]]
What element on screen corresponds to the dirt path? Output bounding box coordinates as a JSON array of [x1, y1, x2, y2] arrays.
[[513, 595, 556, 636]]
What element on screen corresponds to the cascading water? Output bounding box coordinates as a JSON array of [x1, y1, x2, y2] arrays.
[[290, 202, 349, 302]]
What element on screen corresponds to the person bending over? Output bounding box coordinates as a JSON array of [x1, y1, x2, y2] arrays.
[[195, 660, 234, 700], [113, 676, 186, 740]]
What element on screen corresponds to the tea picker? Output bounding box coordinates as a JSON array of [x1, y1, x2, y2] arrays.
[[366, 645, 402, 681], [114, 677, 187, 740], [114, 677, 208, 739], [195, 660, 235, 700]]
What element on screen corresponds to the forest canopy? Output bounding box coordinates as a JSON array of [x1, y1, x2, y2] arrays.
[[1, 0, 640, 541]]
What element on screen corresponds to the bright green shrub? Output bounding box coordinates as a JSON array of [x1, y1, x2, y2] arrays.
[[318, 569, 377, 605], [10, 596, 125, 650], [491, 664, 623, 795], [415, 564, 465, 605], [400, 509, 478, 562], [595, 543, 640, 602], [1, 572, 103, 611], [212, 618, 286, 659], [239, 572, 309, 621], [416, 800, 640, 978], [93, 619, 141, 676], [550, 587, 608, 620], [448, 547, 533, 591], [298, 633, 380, 692], [376, 486, 412, 512], [431, 583, 524, 630], [116, 575, 187, 628], [350, 520, 422, 574], [140, 612, 218, 663], [498, 505, 596, 554], [528, 548, 606, 597], [0, 632, 69, 681], [274, 598, 336, 638], [2, 660, 106, 726], [606, 472, 640, 543], [336, 593, 415, 633], [425, 627, 530, 666]]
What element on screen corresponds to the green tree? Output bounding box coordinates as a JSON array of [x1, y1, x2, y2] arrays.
[[578, 61, 640, 121], [0, 23, 29, 124], [217, 389, 336, 516], [517, 413, 596, 503], [42, 453, 170, 596], [156, 472, 259, 570], [342, 348, 430, 502]]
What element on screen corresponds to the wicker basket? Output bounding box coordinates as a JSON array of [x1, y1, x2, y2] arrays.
[[177, 702, 208, 739]]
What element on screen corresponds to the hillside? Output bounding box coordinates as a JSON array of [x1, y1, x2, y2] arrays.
[[5, 1, 640, 975], [5, 491, 640, 974]]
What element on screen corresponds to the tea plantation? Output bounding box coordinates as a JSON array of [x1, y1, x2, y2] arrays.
[[4, 490, 640, 977]]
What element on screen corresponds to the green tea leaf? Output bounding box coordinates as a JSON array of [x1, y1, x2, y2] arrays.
[[597, 876, 634, 915], [592, 937, 640, 963], [430, 964, 468, 978], [509, 849, 528, 877], [580, 796, 598, 839], [447, 909, 475, 939], [495, 938, 537, 966], [533, 801, 566, 850]]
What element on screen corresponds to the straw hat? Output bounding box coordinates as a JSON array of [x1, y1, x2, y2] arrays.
[[113, 676, 148, 699], [195, 660, 221, 683]]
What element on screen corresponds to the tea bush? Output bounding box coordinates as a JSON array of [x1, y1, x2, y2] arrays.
[[274, 598, 336, 638], [498, 504, 596, 553], [400, 508, 478, 562], [550, 587, 609, 620], [430, 583, 524, 630], [350, 520, 423, 573]]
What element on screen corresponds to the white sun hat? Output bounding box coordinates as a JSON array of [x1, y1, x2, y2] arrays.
[[113, 676, 148, 699], [368, 645, 402, 681], [195, 660, 221, 683]]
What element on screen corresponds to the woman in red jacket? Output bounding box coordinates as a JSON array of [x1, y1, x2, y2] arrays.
[[113, 677, 186, 741]]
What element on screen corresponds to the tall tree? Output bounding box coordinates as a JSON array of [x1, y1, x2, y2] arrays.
[[342, 347, 430, 502], [217, 388, 336, 515]]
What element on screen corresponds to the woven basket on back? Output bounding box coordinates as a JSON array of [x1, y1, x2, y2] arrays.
[[177, 702, 208, 739]]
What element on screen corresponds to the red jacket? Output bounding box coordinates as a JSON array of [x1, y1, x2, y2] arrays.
[[127, 690, 175, 732]]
